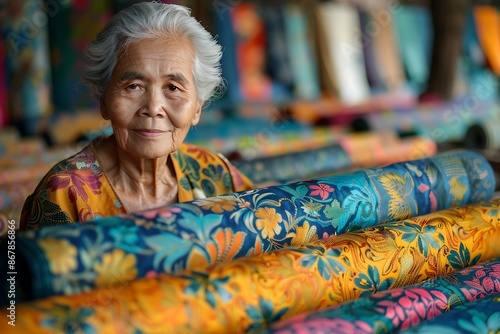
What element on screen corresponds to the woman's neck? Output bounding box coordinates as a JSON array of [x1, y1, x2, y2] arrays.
[[94, 135, 179, 212]]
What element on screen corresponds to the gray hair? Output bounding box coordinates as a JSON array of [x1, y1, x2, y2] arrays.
[[83, 2, 224, 103]]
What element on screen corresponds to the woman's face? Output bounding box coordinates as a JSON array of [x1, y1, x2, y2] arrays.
[[101, 37, 202, 159]]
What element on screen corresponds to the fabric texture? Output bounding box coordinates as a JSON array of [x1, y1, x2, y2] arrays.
[[259, 257, 500, 333], [1, 150, 494, 302], [2, 199, 500, 333], [19, 138, 254, 230]]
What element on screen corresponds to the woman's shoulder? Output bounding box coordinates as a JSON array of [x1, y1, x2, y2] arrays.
[[174, 143, 254, 197], [177, 143, 223, 159], [174, 143, 227, 166], [43, 143, 102, 178], [20, 143, 106, 230]]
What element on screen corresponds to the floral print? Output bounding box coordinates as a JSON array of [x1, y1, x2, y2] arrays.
[[93, 249, 137, 288], [37, 238, 77, 275], [256, 207, 283, 239]]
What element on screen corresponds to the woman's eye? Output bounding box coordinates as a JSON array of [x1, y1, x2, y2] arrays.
[[167, 85, 179, 92], [127, 83, 141, 90]]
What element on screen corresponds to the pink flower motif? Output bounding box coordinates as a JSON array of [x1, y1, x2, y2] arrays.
[[377, 288, 449, 330], [309, 184, 334, 200], [140, 207, 182, 220], [483, 277, 494, 293], [476, 270, 486, 278], [145, 271, 157, 278]]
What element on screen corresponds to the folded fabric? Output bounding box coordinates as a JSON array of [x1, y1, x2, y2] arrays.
[[400, 293, 500, 334], [1, 150, 494, 302], [3, 199, 500, 333], [258, 257, 500, 334]]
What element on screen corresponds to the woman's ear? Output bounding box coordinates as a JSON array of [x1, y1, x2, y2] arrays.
[[100, 98, 109, 120], [191, 101, 202, 126]]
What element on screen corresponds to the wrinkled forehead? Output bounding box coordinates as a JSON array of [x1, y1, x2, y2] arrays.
[[111, 36, 196, 79], [117, 34, 195, 62]]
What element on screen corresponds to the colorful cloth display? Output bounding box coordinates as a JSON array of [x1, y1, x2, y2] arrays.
[[2, 199, 500, 333], [259, 257, 500, 333], [1, 150, 494, 302]]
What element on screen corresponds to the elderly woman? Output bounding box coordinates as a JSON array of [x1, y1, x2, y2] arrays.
[[20, 3, 254, 230]]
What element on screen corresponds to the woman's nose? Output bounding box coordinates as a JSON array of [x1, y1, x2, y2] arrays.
[[139, 89, 167, 118]]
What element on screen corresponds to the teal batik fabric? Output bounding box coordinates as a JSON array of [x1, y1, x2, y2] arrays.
[[400, 293, 500, 334], [1, 150, 494, 302], [258, 257, 500, 334]]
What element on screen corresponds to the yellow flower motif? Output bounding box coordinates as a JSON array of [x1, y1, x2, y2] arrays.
[[201, 198, 237, 213], [38, 238, 77, 275], [93, 249, 137, 288], [290, 221, 318, 246], [255, 207, 283, 239]]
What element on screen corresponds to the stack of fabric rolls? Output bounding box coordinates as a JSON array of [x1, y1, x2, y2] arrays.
[[1, 149, 500, 333]]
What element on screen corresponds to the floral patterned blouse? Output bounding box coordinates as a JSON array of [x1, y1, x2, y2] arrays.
[[20, 139, 254, 230]]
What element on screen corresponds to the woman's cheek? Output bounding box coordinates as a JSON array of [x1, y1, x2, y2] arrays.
[[111, 124, 130, 149], [169, 106, 196, 129]]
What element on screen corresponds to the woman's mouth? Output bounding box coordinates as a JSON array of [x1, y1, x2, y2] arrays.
[[133, 129, 166, 138]]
